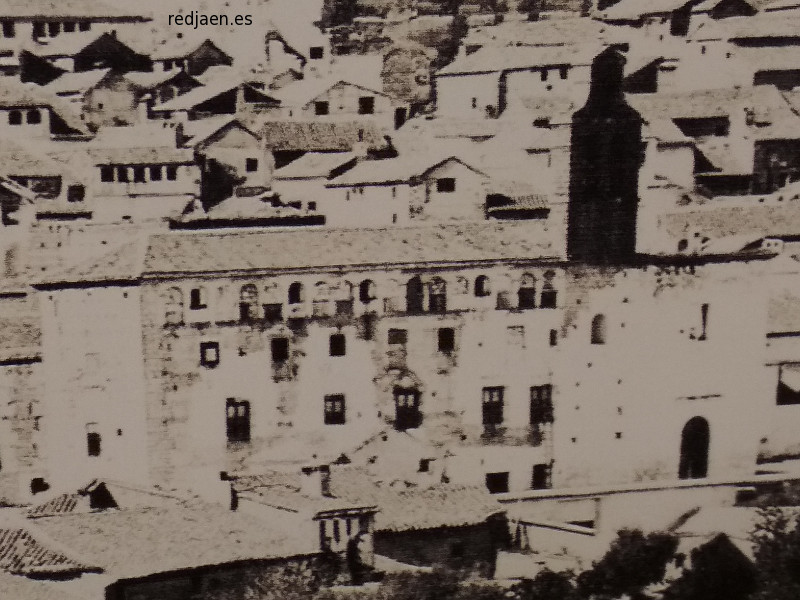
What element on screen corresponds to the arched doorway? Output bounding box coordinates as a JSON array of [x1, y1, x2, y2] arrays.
[[679, 417, 709, 479]]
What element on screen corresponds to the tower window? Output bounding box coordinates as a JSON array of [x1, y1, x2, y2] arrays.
[[288, 282, 304, 304]]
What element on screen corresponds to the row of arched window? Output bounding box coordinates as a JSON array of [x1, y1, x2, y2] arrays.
[[163, 271, 560, 324]]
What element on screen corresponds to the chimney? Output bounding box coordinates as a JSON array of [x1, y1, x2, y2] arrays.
[[137, 93, 152, 123], [300, 464, 331, 498]]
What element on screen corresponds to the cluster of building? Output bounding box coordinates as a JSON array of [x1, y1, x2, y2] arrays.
[[1, 0, 800, 596]]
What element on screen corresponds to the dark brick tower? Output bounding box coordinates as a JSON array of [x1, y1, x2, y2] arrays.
[[567, 48, 643, 264]]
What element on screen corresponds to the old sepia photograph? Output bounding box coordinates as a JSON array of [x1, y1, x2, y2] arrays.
[[0, 0, 799, 598]]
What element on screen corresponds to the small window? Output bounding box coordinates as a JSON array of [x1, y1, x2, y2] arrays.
[[47, 22, 59, 37], [549, 329, 558, 347], [436, 178, 455, 193], [518, 273, 537, 309], [485, 472, 509, 494], [8, 110, 21, 125], [358, 96, 375, 115], [482, 386, 504, 426], [438, 327, 455, 353], [2, 21, 14, 38], [418, 458, 432, 473], [166, 166, 178, 181], [200, 341, 220, 367], [429, 277, 447, 314], [471, 97, 477, 109], [100, 166, 114, 182], [239, 284, 258, 322], [388, 328, 407, 345], [532, 463, 551, 489], [591, 314, 607, 345], [314, 101, 329, 116], [271, 337, 289, 362], [66, 185, 85, 203], [530, 385, 554, 426], [32, 21, 45, 38], [189, 287, 207, 310], [26, 109, 41, 124], [359, 279, 376, 303], [308, 201, 317, 210], [63, 21, 75, 33], [559, 66, 568, 80], [330, 333, 346, 357], [133, 166, 146, 183], [79, 20, 90, 32], [263, 303, 283, 324], [699, 303, 709, 341], [245, 158, 258, 172], [475, 275, 491, 297], [324, 394, 346, 425], [87, 431, 101, 457], [226, 399, 250, 443], [288, 281, 304, 304], [540, 69, 548, 82], [116, 166, 129, 183], [540, 282, 557, 309], [149, 165, 163, 181], [309, 46, 324, 59]]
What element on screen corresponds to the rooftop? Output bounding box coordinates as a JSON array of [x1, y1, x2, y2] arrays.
[[273, 152, 358, 179], [436, 43, 600, 76], [0, 0, 150, 20], [257, 120, 387, 152]]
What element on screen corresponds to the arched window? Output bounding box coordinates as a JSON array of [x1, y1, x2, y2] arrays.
[[679, 417, 709, 479], [288, 281, 304, 305], [406, 276, 424, 315], [164, 287, 184, 325], [359, 279, 376, 304], [591, 314, 607, 345], [540, 282, 557, 309], [429, 277, 447, 314], [518, 273, 537, 309], [239, 284, 258, 322], [475, 275, 491, 297]]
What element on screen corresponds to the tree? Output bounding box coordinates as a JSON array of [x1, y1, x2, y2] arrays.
[[576, 529, 679, 600], [749, 507, 800, 600], [513, 569, 579, 600], [664, 534, 758, 600], [432, 13, 468, 70]]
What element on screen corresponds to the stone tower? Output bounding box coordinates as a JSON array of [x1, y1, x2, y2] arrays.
[[567, 47, 644, 264]]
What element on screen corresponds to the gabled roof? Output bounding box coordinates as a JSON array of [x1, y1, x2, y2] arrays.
[[152, 80, 280, 112], [0, 528, 101, 576], [273, 78, 392, 108], [437, 44, 600, 76], [0, 80, 88, 134], [180, 116, 259, 150], [327, 155, 487, 187], [124, 69, 201, 90], [40, 68, 111, 95], [258, 120, 387, 152], [598, 0, 695, 20], [150, 37, 232, 62], [691, 0, 757, 12], [274, 152, 358, 180], [142, 220, 561, 276]]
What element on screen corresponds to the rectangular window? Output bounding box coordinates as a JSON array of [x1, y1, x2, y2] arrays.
[[133, 166, 146, 183], [246, 158, 258, 172], [485, 472, 509, 494], [116, 166, 129, 183], [438, 327, 455, 353], [358, 96, 375, 115], [166, 166, 178, 181], [314, 101, 329, 116], [200, 341, 220, 367], [549, 329, 558, 347], [149, 165, 162, 181], [309, 46, 324, 59], [530, 385, 553, 425], [700, 303, 709, 341], [271, 337, 289, 362], [189, 288, 207, 310], [263, 303, 283, 324], [777, 365, 800, 405], [559, 66, 568, 80], [2, 21, 14, 38], [87, 431, 101, 457], [32, 21, 45, 38], [63, 21, 75, 33], [540, 69, 548, 82], [394, 387, 421, 431], [388, 328, 407, 345], [78, 20, 90, 32], [436, 178, 456, 193], [66, 185, 85, 203], [532, 463, 551, 489], [482, 386, 504, 426], [329, 333, 346, 357], [324, 394, 346, 425], [8, 110, 21, 125], [100, 166, 114, 182], [226, 398, 250, 443], [47, 22, 59, 37]]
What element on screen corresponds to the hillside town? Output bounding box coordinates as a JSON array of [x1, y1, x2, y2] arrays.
[[2, 0, 800, 598]]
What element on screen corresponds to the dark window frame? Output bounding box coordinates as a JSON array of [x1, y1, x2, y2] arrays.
[[324, 394, 346, 425], [438, 327, 455, 353], [329, 333, 346, 357], [482, 386, 505, 426], [314, 101, 330, 116], [245, 157, 258, 172], [271, 337, 290, 363], [200, 341, 220, 367], [226, 398, 251, 443], [436, 177, 456, 193], [358, 96, 375, 115]]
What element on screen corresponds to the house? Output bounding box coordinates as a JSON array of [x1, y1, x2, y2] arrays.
[[150, 38, 233, 76], [124, 69, 202, 105], [273, 151, 359, 211], [325, 155, 489, 226], [434, 44, 598, 118], [150, 79, 282, 122], [274, 78, 407, 130], [0, 79, 89, 138], [22, 31, 151, 75]]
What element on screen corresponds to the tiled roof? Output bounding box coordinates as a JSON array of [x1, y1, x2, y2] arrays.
[[0, 80, 87, 133], [27, 494, 81, 519], [40, 69, 111, 95], [328, 469, 505, 532], [257, 120, 387, 152], [34, 505, 314, 579], [437, 43, 599, 76], [35, 238, 148, 287], [695, 140, 751, 175], [464, 16, 615, 48], [124, 69, 200, 90], [85, 146, 195, 165], [0, 0, 150, 19], [273, 78, 390, 108], [180, 117, 258, 149], [327, 155, 486, 187], [153, 81, 279, 112], [274, 151, 357, 179], [0, 138, 75, 179], [143, 220, 561, 276], [0, 528, 100, 576]]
